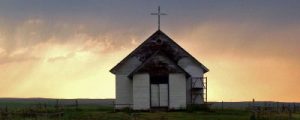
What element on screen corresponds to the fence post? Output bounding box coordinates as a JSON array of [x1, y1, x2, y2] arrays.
[[276, 102, 279, 112], [113, 101, 115, 112], [56, 99, 59, 109], [252, 99, 255, 109], [293, 103, 296, 113], [75, 99, 79, 110], [221, 101, 224, 111]]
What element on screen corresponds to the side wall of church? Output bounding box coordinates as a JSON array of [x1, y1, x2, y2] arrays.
[[115, 57, 142, 109], [115, 75, 133, 109]]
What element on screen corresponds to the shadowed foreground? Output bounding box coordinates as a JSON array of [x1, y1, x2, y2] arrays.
[[1, 106, 300, 120], [0, 99, 300, 120]]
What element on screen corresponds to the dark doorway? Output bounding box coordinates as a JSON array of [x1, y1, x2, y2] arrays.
[[150, 75, 168, 84], [150, 74, 169, 108]]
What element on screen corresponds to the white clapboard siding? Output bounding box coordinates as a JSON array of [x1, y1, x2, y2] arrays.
[[159, 84, 168, 107], [115, 75, 132, 109]]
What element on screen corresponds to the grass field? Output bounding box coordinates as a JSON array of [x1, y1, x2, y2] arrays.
[[0, 100, 300, 120]]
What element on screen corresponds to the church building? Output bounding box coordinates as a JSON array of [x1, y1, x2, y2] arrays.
[[110, 30, 209, 110]]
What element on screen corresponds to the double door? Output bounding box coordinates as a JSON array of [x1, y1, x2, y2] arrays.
[[151, 84, 168, 107]]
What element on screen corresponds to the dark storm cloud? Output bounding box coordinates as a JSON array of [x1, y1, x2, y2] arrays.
[[1, 0, 299, 27], [0, 0, 300, 58]]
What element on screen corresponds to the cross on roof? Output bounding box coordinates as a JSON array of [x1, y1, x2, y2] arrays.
[[151, 6, 167, 30]]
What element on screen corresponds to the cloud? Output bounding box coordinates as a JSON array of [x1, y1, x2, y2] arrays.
[[0, 17, 147, 65], [0, 56, 38, 65], [0, 17, 145, 52], [0, 47, 39, 64], [47, 52, 75, 63], [173, 21, 300, 61]]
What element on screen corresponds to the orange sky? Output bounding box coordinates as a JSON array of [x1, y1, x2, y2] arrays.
[[0, 0, 300, 102]]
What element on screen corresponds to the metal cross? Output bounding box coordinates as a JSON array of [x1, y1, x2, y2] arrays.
[[151, 6, 167, 30]]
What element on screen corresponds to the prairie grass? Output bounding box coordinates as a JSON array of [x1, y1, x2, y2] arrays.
[[1, 101, 300, 120]]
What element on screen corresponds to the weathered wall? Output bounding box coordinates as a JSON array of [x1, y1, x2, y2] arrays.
[[178, 57, 204, 77], [169, 73, 186, 109], [115, 57, 142, 75], [186, 77, 192, 104], [115, 75, 133, 109], [133, 73, 150, 110]]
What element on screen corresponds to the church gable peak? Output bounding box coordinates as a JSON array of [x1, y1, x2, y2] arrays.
[[110, 30, 209, 74]]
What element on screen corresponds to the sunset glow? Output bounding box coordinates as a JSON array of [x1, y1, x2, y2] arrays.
[[0, 0, 299, 102]]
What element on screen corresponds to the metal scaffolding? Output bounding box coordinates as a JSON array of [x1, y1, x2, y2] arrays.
[[191, 77, 207, 104]]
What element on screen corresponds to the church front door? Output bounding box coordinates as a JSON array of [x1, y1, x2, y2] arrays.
[[150, 75, 169, 108]]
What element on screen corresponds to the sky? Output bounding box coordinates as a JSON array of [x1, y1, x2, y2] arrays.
[[0, 0, 300, 102]]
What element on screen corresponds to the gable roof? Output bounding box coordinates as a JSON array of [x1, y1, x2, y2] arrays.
[[110, 30, 209, 74]]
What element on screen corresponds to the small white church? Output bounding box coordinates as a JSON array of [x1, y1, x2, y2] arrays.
[[110, 30, 209, 110]]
